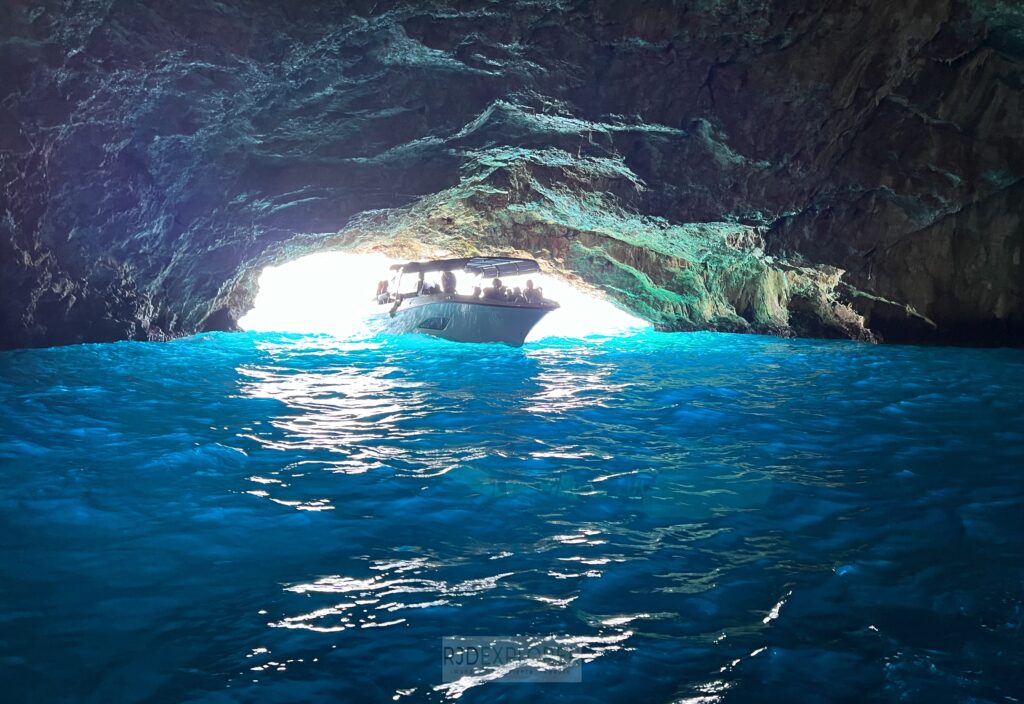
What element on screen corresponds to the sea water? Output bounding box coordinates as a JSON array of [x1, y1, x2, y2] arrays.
[[0, 330, 1021, 703]]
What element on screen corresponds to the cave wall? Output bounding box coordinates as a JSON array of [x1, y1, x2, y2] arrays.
[[1, 0, 1021, 349]]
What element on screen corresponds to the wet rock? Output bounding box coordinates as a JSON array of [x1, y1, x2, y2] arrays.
[[0, 0, 1021, 348]]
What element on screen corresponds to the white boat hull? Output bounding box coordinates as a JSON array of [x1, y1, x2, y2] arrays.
[[373, 295, 556, 346]]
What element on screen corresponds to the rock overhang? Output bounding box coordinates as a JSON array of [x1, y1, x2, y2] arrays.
[[0, 0, 1021, 349]]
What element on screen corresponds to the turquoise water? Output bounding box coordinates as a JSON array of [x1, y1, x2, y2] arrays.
[[1, 330, 1022, 703]]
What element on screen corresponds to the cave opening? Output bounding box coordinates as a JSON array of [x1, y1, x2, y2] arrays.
[[237, 251, 648, 341]]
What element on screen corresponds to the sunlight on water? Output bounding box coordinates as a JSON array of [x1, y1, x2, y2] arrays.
[[237, 252, 648, 340], [0, 330, 1022, 703]]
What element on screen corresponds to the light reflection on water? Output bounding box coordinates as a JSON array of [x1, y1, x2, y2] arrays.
[[0, 330, 1022, 702]]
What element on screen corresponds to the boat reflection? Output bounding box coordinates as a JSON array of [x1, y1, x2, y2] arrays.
[[233, 335, 775, 521], [225, 332, 863, 700]]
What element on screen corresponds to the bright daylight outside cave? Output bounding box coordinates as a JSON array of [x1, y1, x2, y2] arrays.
[[0, 1, 1022, 702]]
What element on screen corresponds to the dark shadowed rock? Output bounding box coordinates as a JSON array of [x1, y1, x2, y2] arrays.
[[1, 0, 1021, 349]]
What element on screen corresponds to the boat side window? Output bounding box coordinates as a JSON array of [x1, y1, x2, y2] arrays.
[[393, 272, 421, 296], [393, 270, 421, 298]]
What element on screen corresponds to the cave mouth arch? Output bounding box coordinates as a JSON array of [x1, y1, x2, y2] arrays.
[[237, 251, 648, 341]]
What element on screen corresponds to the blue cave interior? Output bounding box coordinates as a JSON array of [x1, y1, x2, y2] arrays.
[[0, 2, 1022, 703]]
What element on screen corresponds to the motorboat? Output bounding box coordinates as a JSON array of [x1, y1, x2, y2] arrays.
[[371, 257, 559, 346]]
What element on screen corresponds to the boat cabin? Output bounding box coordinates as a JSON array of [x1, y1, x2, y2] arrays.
[[372, 256, 558, 345], [378, 257, 550, 306]]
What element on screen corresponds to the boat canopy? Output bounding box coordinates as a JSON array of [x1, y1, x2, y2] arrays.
[[391, 257, 541, 278]]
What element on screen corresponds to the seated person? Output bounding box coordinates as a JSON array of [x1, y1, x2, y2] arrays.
[[511, 286, 524, 303], [441, 270, 457, 295], [419, 274, 441, 295], [482, 277, 504, 300], [523, 279, 541, 304], [471, 285, 482, 299]]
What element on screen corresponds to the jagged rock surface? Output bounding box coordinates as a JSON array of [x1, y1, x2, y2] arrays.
[[1, 0, 1021, 349]]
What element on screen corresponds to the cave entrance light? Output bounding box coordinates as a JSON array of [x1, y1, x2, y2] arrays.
[[238, 252, 648, 340]]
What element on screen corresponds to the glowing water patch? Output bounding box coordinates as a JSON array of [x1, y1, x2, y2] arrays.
[[238, 252, 648, 340]]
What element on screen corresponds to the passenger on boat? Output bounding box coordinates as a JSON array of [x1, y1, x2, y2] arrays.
[[483, 278, 504, 300], [472, 286, 482, 299], [442, 270, 457, 295], [524, 279, 541, 304], [415, 272, 426, 294]]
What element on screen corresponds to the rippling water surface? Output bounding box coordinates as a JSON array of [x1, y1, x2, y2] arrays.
[[1, 330, 1022, 703]]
